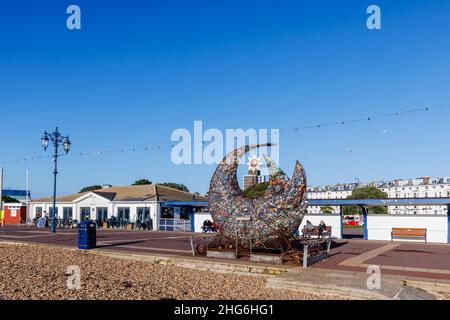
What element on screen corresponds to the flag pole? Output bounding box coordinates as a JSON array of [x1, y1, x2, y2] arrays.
[[0, 168, 4, 226], [26, 169, 30, 226]]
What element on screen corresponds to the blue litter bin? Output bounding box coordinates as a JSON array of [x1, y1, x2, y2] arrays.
[[78, 220, 97, 250]]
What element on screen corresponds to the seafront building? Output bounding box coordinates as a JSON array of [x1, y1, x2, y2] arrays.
[[21, 175, 450, 233], [307, 177, 450, 215], [29, 184, 207, 231]]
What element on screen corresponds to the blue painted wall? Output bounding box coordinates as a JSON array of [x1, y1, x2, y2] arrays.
[[362, 207, 368, 240]]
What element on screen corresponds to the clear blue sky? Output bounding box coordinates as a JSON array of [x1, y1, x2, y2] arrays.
[[1, 0, 450, 198]]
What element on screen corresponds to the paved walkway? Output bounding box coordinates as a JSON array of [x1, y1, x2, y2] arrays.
[[267, 267, 440, 300], [313, 239, 450, 280], [1, 225, 449, 281], [0, 225, 196, 256]]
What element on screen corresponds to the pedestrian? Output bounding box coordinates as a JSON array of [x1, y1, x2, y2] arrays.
[[206, 219, 213, 233], [202, 219, 209, 233], [318, 220, 327, 239]]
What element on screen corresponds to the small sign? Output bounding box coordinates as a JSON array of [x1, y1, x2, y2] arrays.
[[37, 217, 47, 228], [235, 216, 251, 222]]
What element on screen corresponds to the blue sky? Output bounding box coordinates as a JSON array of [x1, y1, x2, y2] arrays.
[[1, 0, 450, 198]]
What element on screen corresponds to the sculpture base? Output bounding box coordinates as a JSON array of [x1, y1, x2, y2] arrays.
[[250, 253, 283, 264], [206, 249, 237, 260], [191, 233, 333, 268]]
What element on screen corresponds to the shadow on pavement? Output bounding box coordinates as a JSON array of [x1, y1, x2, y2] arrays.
[[96, 240, 149, 249]]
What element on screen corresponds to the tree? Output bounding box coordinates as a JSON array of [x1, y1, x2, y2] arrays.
[[320, 205, 335, 214], [343, 186, 388, 215], [79, 185, 102, 193], [243, 182, 269, 199], [132, 179, 152, 186], [158, 182, 189, 192], [2, 195, 20, 203]]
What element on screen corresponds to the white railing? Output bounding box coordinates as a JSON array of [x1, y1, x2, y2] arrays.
[[159, 218, 192, 232]]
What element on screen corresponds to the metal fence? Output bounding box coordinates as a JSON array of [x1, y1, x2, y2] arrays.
[[159, 218, 192, 232]]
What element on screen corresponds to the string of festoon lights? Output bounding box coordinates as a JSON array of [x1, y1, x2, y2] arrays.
[[1, 102, 449, 166]]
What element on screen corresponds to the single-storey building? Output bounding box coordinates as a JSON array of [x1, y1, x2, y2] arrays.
[[1, 202, 27, 225], [30, 184, 208, 232]]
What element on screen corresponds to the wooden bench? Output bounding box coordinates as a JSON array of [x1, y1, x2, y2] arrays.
[[303, 226, 332, 239], [391, 228, 427, 243]]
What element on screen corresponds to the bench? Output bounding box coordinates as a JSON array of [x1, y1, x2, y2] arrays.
[[391, 228, 427, 243], [303, 225, 332, 239]]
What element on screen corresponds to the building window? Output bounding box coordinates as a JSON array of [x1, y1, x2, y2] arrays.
[[50, 207, 59, 217], [80, 207, 90, 221], [137, 207, 150, 222], [63, 207, 73, 220], [180, 207, 191, 220], [117, 207, 130, 222], [96, 207, 108, 224], [35, 207, 43, 218], [161, 207, 174, 219]]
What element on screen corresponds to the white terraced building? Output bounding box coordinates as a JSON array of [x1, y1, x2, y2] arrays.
[[307, 176, 450, 215]]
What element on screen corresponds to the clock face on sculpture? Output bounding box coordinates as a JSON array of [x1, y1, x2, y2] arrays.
[[208, 144, 307, 247], [247, 154, 261, 174]]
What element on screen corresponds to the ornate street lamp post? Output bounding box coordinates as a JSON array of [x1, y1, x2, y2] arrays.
[[41, 127, 71, 233]]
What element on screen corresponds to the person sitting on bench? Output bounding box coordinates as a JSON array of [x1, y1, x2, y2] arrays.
[[318, 220, 327, 239]]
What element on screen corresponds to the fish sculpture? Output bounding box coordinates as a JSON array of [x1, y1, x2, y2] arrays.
[[208, 144, 307, 247]]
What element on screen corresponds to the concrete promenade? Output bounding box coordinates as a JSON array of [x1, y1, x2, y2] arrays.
[[1, 225, 449, 283]]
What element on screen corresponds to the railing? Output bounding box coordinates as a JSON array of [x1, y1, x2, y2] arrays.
[[159, 218, 192, 232]]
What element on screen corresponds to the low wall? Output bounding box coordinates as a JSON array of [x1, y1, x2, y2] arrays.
[[193, 212, 449, 243], [299, 214, 342, 239], [367, 214, 448, 243], [193, 213, 342, 238]]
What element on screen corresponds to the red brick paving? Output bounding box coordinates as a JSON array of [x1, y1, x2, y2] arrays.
[[312, 240, 450, 281], [0, 226, 194, 256], [365, 243, 450, 269]]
